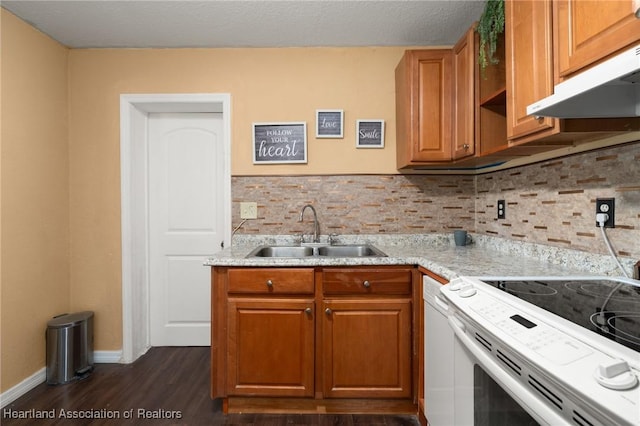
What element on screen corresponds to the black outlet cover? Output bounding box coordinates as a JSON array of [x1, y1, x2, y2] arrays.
[[595, 198, 615, 228], [497, 199, 506, 219]]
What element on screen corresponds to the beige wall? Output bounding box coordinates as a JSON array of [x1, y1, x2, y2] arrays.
[[67, 45, 420, 352], [4, 8, 636, 398], [68, 46, 412, 176], [1, 10, 70, 392]]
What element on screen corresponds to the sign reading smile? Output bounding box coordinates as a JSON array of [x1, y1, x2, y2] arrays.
[[356, 120, 385, 148]]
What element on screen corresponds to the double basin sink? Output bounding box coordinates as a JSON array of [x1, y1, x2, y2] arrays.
[[246, 244, 387, 258]]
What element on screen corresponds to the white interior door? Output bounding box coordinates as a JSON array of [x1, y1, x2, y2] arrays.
[[148, 112, 224, 346]]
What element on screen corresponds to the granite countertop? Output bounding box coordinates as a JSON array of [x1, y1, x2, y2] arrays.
[[204, 234, 631, 281]]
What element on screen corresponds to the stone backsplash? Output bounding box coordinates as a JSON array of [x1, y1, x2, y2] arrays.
[[476, 141, 639, 260], [232, 174, 475, 236], [232, 141, 639, 260]]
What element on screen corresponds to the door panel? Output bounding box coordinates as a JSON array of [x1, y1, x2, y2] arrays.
[[555, 0, 640, 77], [227, 298, 315, 397], [322, 299, 412, 398], [149, 113, 224, 346]]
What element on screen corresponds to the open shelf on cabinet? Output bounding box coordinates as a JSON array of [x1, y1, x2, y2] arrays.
[[477, 34, 507, 156], [480, 88, 506, 115]]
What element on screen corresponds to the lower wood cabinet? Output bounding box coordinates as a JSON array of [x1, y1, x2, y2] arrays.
[[211, 265, 418, 410], [227, 298, 315, 397], [322, 299, 412, 398]]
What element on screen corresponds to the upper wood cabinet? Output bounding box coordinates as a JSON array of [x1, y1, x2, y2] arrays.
[[395, 49, 453, 167], [554, 0, 640, 78], [452, 25, 477, 160], [505, 0, 640, 147], [505, 0, 557, 142], [395, 4, 640, 171]]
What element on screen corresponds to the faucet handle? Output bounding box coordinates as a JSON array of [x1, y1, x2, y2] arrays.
[[328, 233, 339, 245]]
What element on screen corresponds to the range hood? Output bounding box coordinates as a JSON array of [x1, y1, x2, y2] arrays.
[[527, 44, 640, 118]]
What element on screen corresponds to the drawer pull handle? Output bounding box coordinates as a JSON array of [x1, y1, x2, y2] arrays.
[[266, 279, 273, 287], [325, 308, 332, 315], [363, 280, 371, 288], [305, 308, 312, 315]]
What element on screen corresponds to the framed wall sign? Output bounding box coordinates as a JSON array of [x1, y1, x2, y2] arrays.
[[316, 109, 344, 138], [253, 122, 307, 164], [356, 120, 385, 148]]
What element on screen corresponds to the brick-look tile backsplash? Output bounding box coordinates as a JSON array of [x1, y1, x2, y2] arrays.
[[232, 175, 475, 236], [476, 142, 639, 260], [232, 141, 639, 260]]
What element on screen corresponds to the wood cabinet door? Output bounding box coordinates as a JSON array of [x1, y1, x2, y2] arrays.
[[396, 50, 453, 165], [227, 298, 315, 397], [321, 299, 412, 398], [555, 0, 640, 78], [452, 25, 477, 160], [505, 0, 558, 142]]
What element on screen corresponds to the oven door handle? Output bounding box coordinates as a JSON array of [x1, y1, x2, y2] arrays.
[[447, 315, 570, 426]]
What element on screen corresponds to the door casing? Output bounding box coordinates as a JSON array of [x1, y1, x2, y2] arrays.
[[120, 93, 231, 363]]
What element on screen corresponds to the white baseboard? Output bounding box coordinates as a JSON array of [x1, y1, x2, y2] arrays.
[[0, 350, 124, 408], [93, 350, 123, 363], [0, 367, 45, 409]]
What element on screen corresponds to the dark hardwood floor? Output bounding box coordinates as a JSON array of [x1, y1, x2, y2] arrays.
[[2, 347, 420, 425]]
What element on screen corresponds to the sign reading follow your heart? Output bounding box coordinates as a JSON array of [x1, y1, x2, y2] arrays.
[[253, 122, 307, 164]]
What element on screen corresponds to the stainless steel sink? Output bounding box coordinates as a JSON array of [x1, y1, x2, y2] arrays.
[[247, 246, 314, 258], [317, 244, 387, 257], [246, 244, 386, 258]]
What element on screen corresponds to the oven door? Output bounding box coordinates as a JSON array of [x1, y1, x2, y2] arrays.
[[448, 313, 569, 426]]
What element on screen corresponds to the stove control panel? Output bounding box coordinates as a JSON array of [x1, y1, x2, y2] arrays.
[[447, 279, 592, 365], [470, 295, 593, 365]]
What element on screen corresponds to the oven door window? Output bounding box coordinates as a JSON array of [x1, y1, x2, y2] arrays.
[[474, 365, 539, 426]]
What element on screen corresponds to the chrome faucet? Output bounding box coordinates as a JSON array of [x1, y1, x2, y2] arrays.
[[299, 204, 320, 243]]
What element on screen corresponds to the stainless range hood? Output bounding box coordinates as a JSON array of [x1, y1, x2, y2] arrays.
[[527, 44, 640, 118]]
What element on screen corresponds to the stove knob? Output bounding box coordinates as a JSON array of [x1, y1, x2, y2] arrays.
[[459, 283, 477, 298], [448, 278, 465, 291], [594, 359, 638, 390]]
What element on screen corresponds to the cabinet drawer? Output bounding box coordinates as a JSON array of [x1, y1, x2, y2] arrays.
[[227, 268, 314, 294], [322, 268, 412, 295]]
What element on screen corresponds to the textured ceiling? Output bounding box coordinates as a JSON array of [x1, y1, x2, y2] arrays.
[[2, 1, 485, 48]]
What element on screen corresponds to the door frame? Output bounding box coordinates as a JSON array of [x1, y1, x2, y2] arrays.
[[120, 93, 231, 363]]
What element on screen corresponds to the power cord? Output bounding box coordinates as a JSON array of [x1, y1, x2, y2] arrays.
[[596, 213, 628, 278], [595, 214, 628, 331], [232, 219, 248, 238]]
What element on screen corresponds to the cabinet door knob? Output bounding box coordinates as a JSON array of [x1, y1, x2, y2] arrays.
[[363, 280, 371, 288], [325, 308, 332, 315], [463, 144, 470, 150], [304, 307, 312, 315], [266, 279, 273, 287]]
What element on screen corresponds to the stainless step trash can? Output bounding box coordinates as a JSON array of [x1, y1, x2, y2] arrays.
[[46, 311, 94, 384]]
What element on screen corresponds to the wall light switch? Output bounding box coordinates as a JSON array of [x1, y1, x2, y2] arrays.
[[240, 202, 258, 219]]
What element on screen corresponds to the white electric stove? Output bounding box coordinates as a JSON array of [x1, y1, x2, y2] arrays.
[[433, 275, 640, 426]]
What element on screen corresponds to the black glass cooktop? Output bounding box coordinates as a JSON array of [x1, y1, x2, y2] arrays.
[[477, 277, 640, 353]]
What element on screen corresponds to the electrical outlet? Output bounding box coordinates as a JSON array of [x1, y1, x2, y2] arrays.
[[497, 199, 506, 219], [595, 198, 615, 228], [240, 202, 258, 219]]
